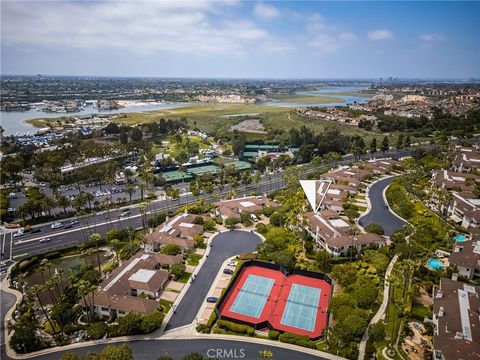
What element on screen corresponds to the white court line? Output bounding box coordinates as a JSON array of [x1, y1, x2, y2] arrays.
[[1, 234, 5, 255]]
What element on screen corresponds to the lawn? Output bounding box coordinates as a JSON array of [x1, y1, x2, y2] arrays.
[[159, 299, 173, 312], [177, 271, 193, 283], [187, 253, 203, 266], [152, 134, 210, 158]]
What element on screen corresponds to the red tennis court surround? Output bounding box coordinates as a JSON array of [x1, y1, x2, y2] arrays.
[[218, 264, 331, 339]]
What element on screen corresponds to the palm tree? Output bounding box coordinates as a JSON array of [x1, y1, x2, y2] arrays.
[[30, 284, 57, 335], [126, 185, 135, 203], [84, 192, 95, 209], [73, 194, 87, 211], [139, 184, 145, 202], [56, 195, 70, 214], [89, 233, 102, 274], [110, 239, 121, 262], [41, 196, 56, 217], [75, 280, 97, 325]]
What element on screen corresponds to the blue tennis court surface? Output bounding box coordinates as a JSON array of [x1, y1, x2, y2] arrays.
[[280, 284, 321, 331], [230, 275, 275, 318]]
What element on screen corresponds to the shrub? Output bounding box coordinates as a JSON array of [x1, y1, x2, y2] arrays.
[[161, 244, 181, 255], [365, 223, 385, 235], [118, 312, 143, 335], [140, 311, 164, 333], [255, 223, 268, 235], [203, 220, 216, 232], [278, 332, 316, 348], [193, 234, 204, 247], [148, 213, 167, 228], [87, 322, 108, 340], [217, 320, 254, 336], [268, 329, 280, 340], [170, 263, 186, 280]]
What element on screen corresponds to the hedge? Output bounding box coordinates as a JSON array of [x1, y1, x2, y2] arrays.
[[278, 332, 316, 349], [268, 329, 280, 340], [217, 320, 254, 336]]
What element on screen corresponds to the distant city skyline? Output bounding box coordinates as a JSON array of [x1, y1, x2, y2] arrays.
[[1, 1, 479, 79]]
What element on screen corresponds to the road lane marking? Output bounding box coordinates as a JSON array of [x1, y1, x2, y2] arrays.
[[10, 232, 13, 259], [15, 213, 143, 245]]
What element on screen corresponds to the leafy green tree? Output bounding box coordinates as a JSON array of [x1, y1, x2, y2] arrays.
[[271, 250, 296, 269], [403, 134, 411, 148], [381, 136, 389, 152], [355, 277, 379, 309], [225, 217, 239, 230], [118, 313, 143, 335], [102, 344, 134, 360], [364, 223, 385, 235], [130, 127, 143, 142], [160, 244, 182, 255], [396, 133, 404, 150], [368, 322, 386, 342], [170, 263, 186, 280], [140, 311, 164, 333], [316, 250, 332, 273], [240, 212, 253, 227], [9, 320, 41, 353], [87, 322, 108, 340], [369, 138, 377, 154], [269, 211, 284, 227]]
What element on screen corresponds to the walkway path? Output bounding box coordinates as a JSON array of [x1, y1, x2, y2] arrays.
[[357, 254, 399, 360]]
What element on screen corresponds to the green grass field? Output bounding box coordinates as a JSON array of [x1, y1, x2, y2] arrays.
[[26, 101, 418, 146], [270, 94, 345, 104], [152, 134, 210, 158]]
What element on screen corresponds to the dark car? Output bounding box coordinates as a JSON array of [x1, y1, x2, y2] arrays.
[[223, 268, 234, 275], [64, 223, 73, 229], [206, 297, 218, 303], [31, 228, 42, 234]]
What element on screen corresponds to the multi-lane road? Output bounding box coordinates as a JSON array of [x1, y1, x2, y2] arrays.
[[0, 148, 417, 272]]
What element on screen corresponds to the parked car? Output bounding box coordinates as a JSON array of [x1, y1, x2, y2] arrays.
[[223, 268, 234, 275], [206, 297, 218, 303], [250, 214, 259, 222], [51, 222, 63, 229], [227, 260, 237, 267], [39, 237, 51, 243]]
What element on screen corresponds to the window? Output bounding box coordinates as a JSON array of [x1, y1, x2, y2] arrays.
[[101, 307, 109, 312], [118, 310, 125, 314]]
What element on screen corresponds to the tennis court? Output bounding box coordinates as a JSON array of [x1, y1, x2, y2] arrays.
[[229, 274, 275, 318], [280, 284, 321, 331]]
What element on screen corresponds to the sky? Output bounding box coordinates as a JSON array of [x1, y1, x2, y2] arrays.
[[1, 0, 479, 79]]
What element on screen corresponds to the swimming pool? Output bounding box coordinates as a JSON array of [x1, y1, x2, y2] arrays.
[[454, 234, 467, 242], [427, 258, 446, 271]]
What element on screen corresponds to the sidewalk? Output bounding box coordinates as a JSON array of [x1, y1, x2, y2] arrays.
[[357, 254, 399, 360]]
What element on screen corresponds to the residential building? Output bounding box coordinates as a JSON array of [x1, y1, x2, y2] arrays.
[[214, 196, 279, 223], [450, 240, 480, 280], [432, 278, 480, 360], [143, 213, 202, 252], [452, 148, 480, 173], [87, 252, 170, 319], [446, 191, 480, 228], [304, 211, 385, 257]]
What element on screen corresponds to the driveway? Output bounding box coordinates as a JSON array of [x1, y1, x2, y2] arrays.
[[359, 177, 407, 236], [165, 230, 262, 330]]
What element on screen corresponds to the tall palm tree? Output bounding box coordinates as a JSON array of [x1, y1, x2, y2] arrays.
[[84, 192, 95, 210], [73, 194, 87, 211], [42, 196, 57, 216], [31, 284, 57, 335], [56, 194, 70, 214]]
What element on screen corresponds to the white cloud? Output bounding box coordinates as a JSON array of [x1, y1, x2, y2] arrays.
[[420, 33, 444, 42], [253, 2, 279, 19], [368, 29, 394, 41], [306, 14, 356, 52], [1, 0, 287, 55]]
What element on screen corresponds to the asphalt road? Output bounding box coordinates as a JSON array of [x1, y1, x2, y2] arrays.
[[27, 339, 327, 360], [166, 231, 262, 330], [359, 177, 407, 236], [0, 279, 16, 359], [0, 175, 287, 271]]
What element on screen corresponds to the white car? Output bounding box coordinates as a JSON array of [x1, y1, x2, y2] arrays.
[[227, 260, 237, 267], [39, 237, 51, 243], [13, 229, 25, 237], [51, 222, 63, 229]]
